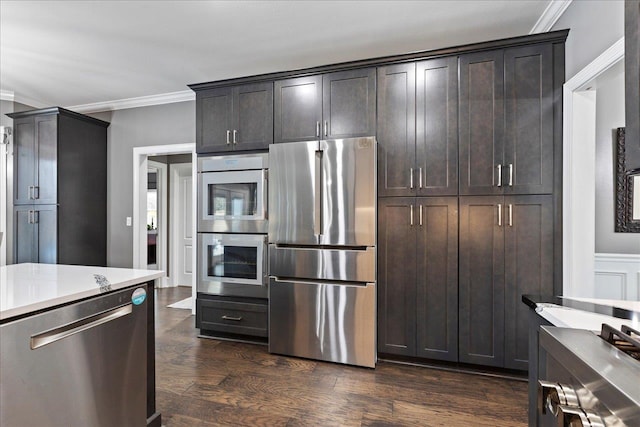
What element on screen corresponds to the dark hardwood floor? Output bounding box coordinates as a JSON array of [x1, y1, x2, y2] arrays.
[[155, 287, 528, 426]]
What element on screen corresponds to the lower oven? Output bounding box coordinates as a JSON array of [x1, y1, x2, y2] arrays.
[[197, 233, 268, 298], [537, 325, 640, 427]]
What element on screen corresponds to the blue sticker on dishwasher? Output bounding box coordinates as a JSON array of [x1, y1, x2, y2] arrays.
[[132, 288, 147, 305]]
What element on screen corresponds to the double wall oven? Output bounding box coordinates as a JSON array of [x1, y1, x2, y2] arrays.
[[197, 153, 268, 299]]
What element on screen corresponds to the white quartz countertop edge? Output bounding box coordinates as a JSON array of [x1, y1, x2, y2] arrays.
[[1, 264, 164, 322], [535, 303, 639, 332]]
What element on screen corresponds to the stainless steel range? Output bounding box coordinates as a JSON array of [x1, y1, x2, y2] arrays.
[[537, 324, 640, 426]]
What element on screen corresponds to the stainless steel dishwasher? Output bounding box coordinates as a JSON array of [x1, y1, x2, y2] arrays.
[[0, 285, 148, 426]]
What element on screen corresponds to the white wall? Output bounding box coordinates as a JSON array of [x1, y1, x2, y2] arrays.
[[594, 61, 640, 254], [552, 1, 624, 80], [0, 99, 13, 266]]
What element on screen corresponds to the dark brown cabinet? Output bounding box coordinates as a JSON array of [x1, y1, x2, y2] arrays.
[[8, 108, 109, 266], [274, 68, 376, 143], [459, 44, 554, 196], [377, 58, 457, 197], [459, 195, 553, 368], [378, 197, 458, 362], [197, 82, 273, 153]]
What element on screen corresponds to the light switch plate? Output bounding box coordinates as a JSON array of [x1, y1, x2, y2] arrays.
[[126, 216, 132, 226]]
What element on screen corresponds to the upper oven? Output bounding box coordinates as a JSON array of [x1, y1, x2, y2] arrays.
[[197, 153, 268, 234]]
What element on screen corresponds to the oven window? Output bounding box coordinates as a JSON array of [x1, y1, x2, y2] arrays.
[[208, 183, 257, 217], [207, 244, 257, 280]]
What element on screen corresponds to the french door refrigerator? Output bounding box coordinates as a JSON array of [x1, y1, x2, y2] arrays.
[[268, 137, 376, 368]]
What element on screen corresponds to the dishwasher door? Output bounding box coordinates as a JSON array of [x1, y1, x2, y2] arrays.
[[269, 277, 376, 368], [0, 286, 148, 427]]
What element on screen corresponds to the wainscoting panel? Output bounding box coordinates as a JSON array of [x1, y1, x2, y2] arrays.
[[594, 253, 640, 300]]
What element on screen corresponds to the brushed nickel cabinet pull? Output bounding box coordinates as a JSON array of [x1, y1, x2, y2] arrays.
[[419, 167, 423, 189], [409, 168, 414, 189], [324, 120, 328, 137], [497, 203, 502, 227], [316, 121, 320, 138], [222, 315, 243, 321], [233, 129, 238, 144], [497, 164, 502, 187], [410, 205, 414, 226], [226, 130, 231, 145], [33, 186, 39, 199], [508, 204, 513, 227], [508, 163, 513, 187], [419, 205, 423, 226]]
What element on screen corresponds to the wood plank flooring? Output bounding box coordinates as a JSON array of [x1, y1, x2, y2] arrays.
[[155, 287, 528, 426]]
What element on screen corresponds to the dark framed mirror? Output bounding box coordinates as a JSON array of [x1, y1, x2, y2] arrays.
[[615, 128, 640, 232]]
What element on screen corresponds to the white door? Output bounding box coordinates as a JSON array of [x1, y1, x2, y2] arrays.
[[171, 163, 193, 286]]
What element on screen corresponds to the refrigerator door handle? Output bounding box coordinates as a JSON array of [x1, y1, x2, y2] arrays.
[[271, 276, 373, 288], [314, 150, 323, 237]]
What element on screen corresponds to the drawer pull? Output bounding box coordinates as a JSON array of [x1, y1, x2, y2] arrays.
[[221, 315, 243, 321]]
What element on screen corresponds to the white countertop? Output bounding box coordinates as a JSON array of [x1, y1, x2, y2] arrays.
[[0, 263, 164, 322], [535, 297, 640, 332]]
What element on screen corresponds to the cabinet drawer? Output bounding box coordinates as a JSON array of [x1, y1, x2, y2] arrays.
[[197, 299, 268, 337]]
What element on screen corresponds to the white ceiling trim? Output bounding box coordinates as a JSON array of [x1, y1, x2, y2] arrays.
[[0, 90, 14, 102], [530, 0, 572, 34], [67, 90, 195, 114], [13, 93, 49, 109]]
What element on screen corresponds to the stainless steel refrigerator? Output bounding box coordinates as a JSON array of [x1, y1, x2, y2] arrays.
[[268, 136, 376, 368]]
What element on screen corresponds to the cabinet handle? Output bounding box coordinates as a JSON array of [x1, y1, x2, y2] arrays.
[[508, 163, 513, 187], [497, 203, 502, 227], [508, 204, 513, 227], [28, 210, 33, 224], [226, 130, 231, 145], [28, 186, 34, 200], [221, 315, 242, 321], [324, 120, 328, 137], [496, 164, 502, 187], [419, 167, 423, 189], [419, 205, 423, 226], [33, 210, 38, 224], [233, 130, 238, 144], [409, 168, 414, 189], [33, 186, 39, 200], [410, 205, 414, 226], [316, 121, 320, 138]]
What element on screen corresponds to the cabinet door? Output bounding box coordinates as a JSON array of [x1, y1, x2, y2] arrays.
[[233, 82, 273, 151], [13, 118, 36, 205], [34, 115, 58, 205], [416, 197, 458, 361], [274, 76, 322, 143], [504, 45, 554, 195], [197, 87, 233, 153], [377, 63, 416, 197], [416, 57, 458, 196], [377, 198, 416, 356], [323, 68, 376, 139], [36, 205, 57, 264], [459, 52, 505, 195], [504, 195, 553, 370], [14, 206, 37, 263], [459, 196, 505, 367]]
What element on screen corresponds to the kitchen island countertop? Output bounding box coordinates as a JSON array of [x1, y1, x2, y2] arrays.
[[0, 263, 163, 322]]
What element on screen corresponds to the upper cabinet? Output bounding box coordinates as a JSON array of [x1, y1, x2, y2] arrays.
[[196, 82, 273, 153], [459, 44, 554, 196], [377, 58, 458, 197], [274, 68, 376, 143]]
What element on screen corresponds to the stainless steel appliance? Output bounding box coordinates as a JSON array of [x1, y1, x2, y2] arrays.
[[537, 324, 640, 427], [197, 153, 268, 234], [197, 232, 268, 298], [0, 286, 147, 426], [268, 137, 376, 368]]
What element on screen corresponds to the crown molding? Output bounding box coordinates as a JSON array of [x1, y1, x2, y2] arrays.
[[67, 90, 195, 113], [530, 0, 572, 34], [0, 90, 14, 102]]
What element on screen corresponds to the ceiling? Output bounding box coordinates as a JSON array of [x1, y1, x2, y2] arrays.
[[0, 1, 554, 111]]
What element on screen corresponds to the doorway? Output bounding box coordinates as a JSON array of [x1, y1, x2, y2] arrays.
[[133, 143, 196, 313]]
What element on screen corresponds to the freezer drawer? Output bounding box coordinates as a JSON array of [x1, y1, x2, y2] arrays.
[[197, 297, 268, 337], [269, 278, 376, 368], [0, 286, 147, 427]]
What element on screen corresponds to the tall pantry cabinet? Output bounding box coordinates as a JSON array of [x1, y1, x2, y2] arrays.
[[377, 33, 565, 370], [8, 107, 109, 266]]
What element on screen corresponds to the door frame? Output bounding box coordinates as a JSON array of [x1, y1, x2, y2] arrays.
[[563, 37, 624, 297], [169, 162, 193, 287], [132, 143, 197, 313], [147, 160, 167, 274], [0, 129, 7, 266]]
